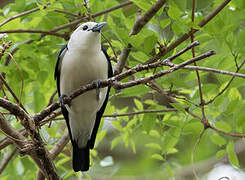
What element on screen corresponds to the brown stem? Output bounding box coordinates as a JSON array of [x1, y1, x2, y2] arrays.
[[0, 4, 49, 27], [0, 147, 17, 173], [33, 50, 215, 123], [144, 0, 232, 64], [0, 29, 66, 38], [114, 0, 167, 75], [205, 59, 245, 105], [192, 128, 206, 180]]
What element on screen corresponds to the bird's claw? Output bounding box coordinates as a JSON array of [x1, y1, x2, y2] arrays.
[[92, 80, 101, 101], [59, 94, 71, 107]]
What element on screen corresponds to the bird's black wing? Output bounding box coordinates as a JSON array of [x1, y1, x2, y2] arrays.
[[89, 47, 113, 149], [55, 45, 68, 96], [54, 45, 73, 141]]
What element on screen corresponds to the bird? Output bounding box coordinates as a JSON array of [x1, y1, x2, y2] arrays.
[[54, 21, 113, 172]]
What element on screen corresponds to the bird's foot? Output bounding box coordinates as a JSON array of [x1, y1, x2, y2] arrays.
[[92, 80, 101, 101], [59, 94, 71, 107]]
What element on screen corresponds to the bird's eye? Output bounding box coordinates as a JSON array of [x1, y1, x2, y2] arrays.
[[83, 25, 88, 31]]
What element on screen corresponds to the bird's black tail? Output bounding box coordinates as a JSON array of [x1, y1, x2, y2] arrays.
[[72, 142, 90, 172]]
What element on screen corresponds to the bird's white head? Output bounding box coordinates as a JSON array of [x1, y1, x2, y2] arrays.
[[68, 21, 106, 52]]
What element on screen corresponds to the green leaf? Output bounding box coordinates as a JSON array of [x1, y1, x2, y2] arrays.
[[134, 98, 143, 111], [143, 114, 156, 133], [214, 121, 232, 132], [56, 156, 70, 166], [151, 154, 165, 161], [130, 139, 136, 153], [226, 141, 239, 167], [149, 130, 160, 138], [143, 35, 158, 54], [228, 88, 242, 101], [145, 143, 162, 150], [122, 85, 150, 97], [167, 148, 178, 154], [168, 1, 182, 20], [170, 103, 186, 114], [37, 70, 48, 84], [130, 0, 151, 11], [216, 149, 226, 159], [162, 127, 181, 153], [160, 18, 171, 29], [111, 137, 121, 150], [210, 133, 226, 147]]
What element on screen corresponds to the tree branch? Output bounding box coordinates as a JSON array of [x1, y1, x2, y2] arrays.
[[51, 1, 133, 32], [0, 29, 66, 39], [175, 139, 245, 179], [33, 49, 215, 124], [0, 147, 17, 174], [0, 4, 49, 27], [0, 113, 27, 148], [37, 132, 69, 180], [114, 51, 215, 89], [145, 0, 232, 64], [130, 0, 167, 36], [114, 0, 167, 75], [0, 98, 60, 179], [205, 59, 245, 104], [103, 108, 177, 117], [180, 65, 245, 79], [0, 72, 27, 112]]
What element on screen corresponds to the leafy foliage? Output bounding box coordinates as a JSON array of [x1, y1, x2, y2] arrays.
[[1, 0, 245, 179]]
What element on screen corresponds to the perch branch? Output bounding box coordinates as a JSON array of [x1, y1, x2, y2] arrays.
[[33, 50, 215, 123]]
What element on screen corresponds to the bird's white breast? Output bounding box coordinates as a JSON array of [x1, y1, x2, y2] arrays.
[[60, 49, 108, 147]]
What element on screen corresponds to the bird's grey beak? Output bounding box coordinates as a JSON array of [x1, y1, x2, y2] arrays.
[[92, 22, 106, 32]]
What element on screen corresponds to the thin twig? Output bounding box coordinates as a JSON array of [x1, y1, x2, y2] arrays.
[[33, 50, 216, 123], [51, 1, 133, 32], [0, 74, 27, 112], [50, 131, 70, 159], [185, 109, 245, 138], [175, 139, 245, 178], [209, 125, 245, 138], [0, 29, 66, 39], [114, 51, 215, 89], [39, 111, 62, 127], [144, 0, 232, 64], [114, 0, 167, 75], [192, 128, 205, 180], [181, 66, 245, 78], [7, 53, 24, 108], [83, 0, 93, 20], [0, 4, 49, 27], [103, 108, 177, 117], [190, 0, 207, 128], [102, 33, 118, 59], [0, 147, 17, 174], [205, 59, 245, 105], [4, 39, 34, 66], [0, 129, 27, 150], [37, 132, 70, 180], [54, 9, 82, 17], [0, 99, 60, 179], [47, 90, 57, 107]]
